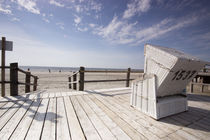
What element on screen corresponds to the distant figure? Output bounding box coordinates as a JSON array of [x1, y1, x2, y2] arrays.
[[48, 69, 51, 73], [59, 70, 61, 73], [27, 68, 30, 71]]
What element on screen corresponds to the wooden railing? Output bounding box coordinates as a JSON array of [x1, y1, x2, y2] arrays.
[[0, 63, 38, 96], [68, 66, 143, 91]]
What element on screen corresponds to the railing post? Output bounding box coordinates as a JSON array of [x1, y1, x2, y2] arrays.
[[68, 77, 71, 89], [1, 37, 6, 97], [33, 77, 38, 91], [25, 72, 31, 93], [73, 72, 77, 90], [10, 63, 18, 96], [126, 68, 131, 87], [79, 66, 85, 91], [190, 82, 193, 93]]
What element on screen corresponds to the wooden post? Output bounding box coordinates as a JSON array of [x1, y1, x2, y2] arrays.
[[201, 85, 204, 93], [10, 63, 18, 96], [126, 68, 131, 87], [73, 72, 77, 90], [1, 37, 6, 97], [68, 77, 71, 89], [79, 66, 85, 91], [190, 82, 193, 93], [25, 72, 31, 93], [33, 77, 38, 91]]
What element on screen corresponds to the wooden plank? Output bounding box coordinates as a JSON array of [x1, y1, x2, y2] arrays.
[[182, 124, 210, 140], [0, 104, 15, 119], [64, 96, 85, 140], [25, 99, 49, 140], [94, 94, 163, 139], [9, 99, 42, 140], [41, 92, 49, 99], [0, 102, 7, 109], [71, 96, 101, 140], [0, 100, 25, 130], [175, 129, 201, 140], [88, 95, 145, 140], [41, 98, 56, 140], [84, 95, 131, 140], [56, 97, 71, 140], [0, 100, 33, 140], [48, 92, 55, 98], [77, 95, 116, 140], [114, 94, 180, 133]]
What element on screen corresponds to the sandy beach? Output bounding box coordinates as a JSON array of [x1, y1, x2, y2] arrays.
[[1, 70, 143, 96]]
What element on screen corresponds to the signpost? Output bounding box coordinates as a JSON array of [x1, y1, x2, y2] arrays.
[[1, 37, 13, 97]]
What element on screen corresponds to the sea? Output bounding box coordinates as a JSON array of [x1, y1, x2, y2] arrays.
[[19, 66, 143, 72]]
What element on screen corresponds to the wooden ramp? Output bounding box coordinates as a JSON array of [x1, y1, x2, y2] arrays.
[[0, 88, 210, 140]]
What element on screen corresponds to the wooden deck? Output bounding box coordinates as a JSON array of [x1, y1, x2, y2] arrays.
[[0, 88, 210, 140]]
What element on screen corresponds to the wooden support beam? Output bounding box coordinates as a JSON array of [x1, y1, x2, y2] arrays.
[[33, 77, 38, 91], [1, 37, 6, 97], [126, 68, 131, 87], [68, 77, 71, 89], [10, 63, 18, 96], [79, 66, 85, 91], [25, 72, 31, 93], [73, 72, 77, 90]]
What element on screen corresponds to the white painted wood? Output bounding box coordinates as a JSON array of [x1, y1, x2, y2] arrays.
[[56, 97, 71, 140], [77, 95, 116, 140], [71, 96, 101, 140], [41, 98, 56, 140], [25, 99, 49, 140], [9, 99, 42, 140], [88, 95, 146, 140], [0, 100, 25, 130], [94, 94, 161, 140], [0, 100, 33, 140], [64, 96, 85, 140], [0, 102, 15, 117], [84, 95, 131, 140]]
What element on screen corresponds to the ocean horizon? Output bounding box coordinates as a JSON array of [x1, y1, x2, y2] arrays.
[[19, 66, 143, 72]]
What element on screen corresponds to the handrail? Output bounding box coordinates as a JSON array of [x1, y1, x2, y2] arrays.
[[68, 71, 79, 78], [17, 68, 38, 79], [0, 63, 39, 97], [0, 66, 10, 69], [84, 79, 134, 83], [68, 66, 142, 91], [83, 70, 143, 73]]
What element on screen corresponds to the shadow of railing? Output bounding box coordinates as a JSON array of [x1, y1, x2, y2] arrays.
[[0, 91, 62, 123], [188, 93, 210, 103], [159, 106, 210, 132], [85, 90, 131, 97]]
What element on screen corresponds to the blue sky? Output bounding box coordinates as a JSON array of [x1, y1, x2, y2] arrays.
[[0, 0, 210, 69]]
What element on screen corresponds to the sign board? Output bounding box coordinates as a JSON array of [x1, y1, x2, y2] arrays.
[[0, 40, 13, 51]]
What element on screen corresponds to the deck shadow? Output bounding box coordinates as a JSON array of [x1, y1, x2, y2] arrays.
[[159, 106, 210, 132], [85, 90, 130, 97], [188, 93, 210, 103]]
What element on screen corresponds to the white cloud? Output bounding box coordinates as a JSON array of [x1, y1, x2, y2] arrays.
[[49, 0, 64, 7], [93, 14, 200, 46], [0, 4, 12, 14], [74, 16, 82, 26], [43, 18, 50, 23], [90, 0, 102, 12], [15, 0, 40, 14], [56, 22, 64, 30], [123, 0, 151, 19], [78, 27, 88, 32], [89, 23, 96, 28], [11, 17, 20, 21]]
